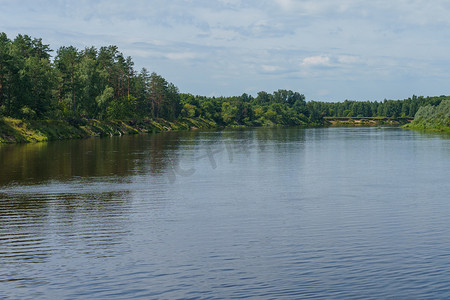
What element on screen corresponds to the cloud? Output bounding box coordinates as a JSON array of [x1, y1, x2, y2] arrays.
[[274, 0, 294, 11], [273, 0, 358, 15], [165, 52, 197, 60], [337, 55, 362, 64], [2, 0, 450, 100], [301, 56, 331, 67], [261, 65, 284, 73]]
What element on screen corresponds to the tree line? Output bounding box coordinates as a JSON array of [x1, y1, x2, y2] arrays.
[[178, 90, 323, 127], [0, 33, 180, 121], [0, 32, 446, 127], [308, 96, 448, 119]]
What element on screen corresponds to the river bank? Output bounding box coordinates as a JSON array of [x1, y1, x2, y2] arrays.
[[402, 123, 450, 133], [325, 117, 413, 127], [0, 116, 413, 144], [2, 115, 445, 144], [0, 117, 217, 143]]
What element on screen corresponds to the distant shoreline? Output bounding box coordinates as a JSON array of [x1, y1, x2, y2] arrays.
[[325, 117, 413, 127]]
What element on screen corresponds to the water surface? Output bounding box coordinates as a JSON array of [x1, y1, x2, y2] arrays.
[[1, 127, 449, 299]]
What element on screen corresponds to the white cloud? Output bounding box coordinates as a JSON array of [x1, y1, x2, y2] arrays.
[[301, 55, 331, 67], [337, 55, 362, 64], [274, 0, 294, 11], [165, 52, 197, 60], [2, 0, 450, 100], [261, 65, 283, 72], [273, 0, 358, 15]]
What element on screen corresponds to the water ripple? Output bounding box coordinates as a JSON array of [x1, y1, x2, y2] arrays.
[[1, 128, 449, 299]]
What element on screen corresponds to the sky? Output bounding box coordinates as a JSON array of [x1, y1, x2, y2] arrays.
[[1, 0, 450, 101]]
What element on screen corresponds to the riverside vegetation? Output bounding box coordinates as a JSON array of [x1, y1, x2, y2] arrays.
[[0, 32, 449, 143], [404, 100, 450, 132]]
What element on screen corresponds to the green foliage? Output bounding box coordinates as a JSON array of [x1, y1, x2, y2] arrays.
[[409, 100, 450, 131], [317, 95, 448, 118], [221, 102, 239, 124], [2, 31, 448, 135], [1, 31, 322, 129], [148, 73, 180, 120], [177, 89, 315, 128], [0, 32, 182, 122], [96, 86, 114, 120], [181, 103, 196, 118], [343, 110, 353, 117], [106, 96, 137, 120], [19, 106, 37, 120]]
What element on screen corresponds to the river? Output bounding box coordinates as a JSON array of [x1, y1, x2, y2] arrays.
[[0, 127, 449, 299]]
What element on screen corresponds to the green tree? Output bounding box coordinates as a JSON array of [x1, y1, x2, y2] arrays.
[[134, 68, 152, 118], [149, 72, 167, 118], [221, 101, 238, 124], [0, 33, 12, 112], [54, 46, 80, 112], [77, 53, 105, 118], [20, 56, 56, 118], [96, 86, 113, 120]]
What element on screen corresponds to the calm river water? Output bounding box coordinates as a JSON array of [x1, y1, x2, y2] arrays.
[[0, 127, 449, 299]]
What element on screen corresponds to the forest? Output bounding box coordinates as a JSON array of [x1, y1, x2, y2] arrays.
[[406, 100, 450, 131], [0, 32, 448, 130]]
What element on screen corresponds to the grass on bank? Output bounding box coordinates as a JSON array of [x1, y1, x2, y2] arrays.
[[0, 117, 218, 144]]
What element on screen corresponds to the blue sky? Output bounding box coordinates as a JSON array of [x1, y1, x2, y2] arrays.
[[1, 0, 450, 101]]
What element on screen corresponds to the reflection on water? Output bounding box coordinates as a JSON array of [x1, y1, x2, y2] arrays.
[[0, 132, 188, 186], [0, 128, 309, 187], [0, 127, 449, 299]]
